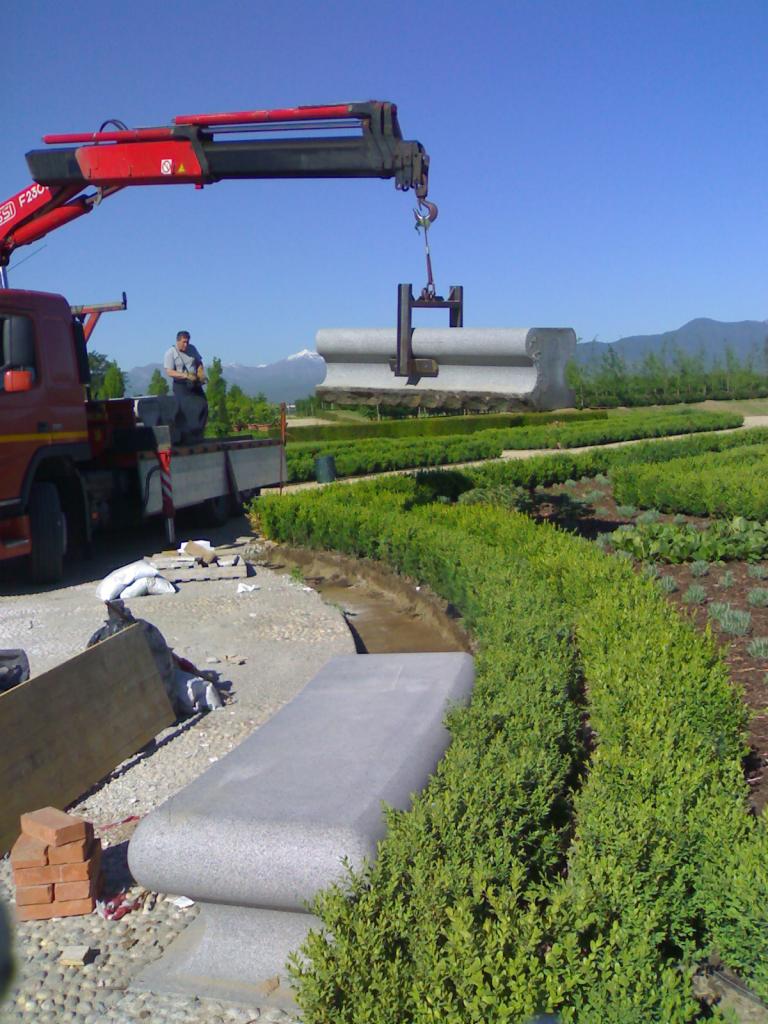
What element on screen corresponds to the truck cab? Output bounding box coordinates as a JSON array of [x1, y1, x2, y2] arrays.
[[0, 289, 91, 577]]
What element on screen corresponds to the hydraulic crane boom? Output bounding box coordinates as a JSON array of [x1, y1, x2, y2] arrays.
[[0, 101, 430, 267]]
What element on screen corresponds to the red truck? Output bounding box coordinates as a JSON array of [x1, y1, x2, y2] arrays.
[[0, 102, 431, 581]]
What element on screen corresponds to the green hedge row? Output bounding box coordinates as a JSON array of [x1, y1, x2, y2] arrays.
[[286, 410, 744, 483], [467, 425, 768, 492], [485, 409, 741, 451], [612, 443, 768, 519], [286, 432, 504, 482], [281, 408, 607, 443], [252, 475, 767, 1021]]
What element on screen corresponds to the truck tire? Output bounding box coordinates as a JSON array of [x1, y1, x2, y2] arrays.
[[200, 493, 233, 527], [28, 482, 66, 583]]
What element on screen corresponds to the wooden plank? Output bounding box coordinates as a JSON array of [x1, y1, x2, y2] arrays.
[[147, 558, 248, 582], [0, 625, 175, 855], [164, 564, 248, 583]]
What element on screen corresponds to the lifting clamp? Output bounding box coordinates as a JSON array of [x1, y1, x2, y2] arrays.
[[391, 282, 464, 382], [391, 197, 463, 381]]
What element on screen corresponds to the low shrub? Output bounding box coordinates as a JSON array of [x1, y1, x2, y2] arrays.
[[719, 571, 735, 590], [582, 489, 606, 504], [286, 432, 504, 482], [468, 424, 766, 494], [690, 561, 710, 577], [282, 408, 607, 443], [683, 584, 707, 605], [747, 589, 768, 608], [287, 410, 747, 483], [708, 602, 731, 622], [719, 608, 752, 636], [747, 637, 768, 659], [636, 508, 661, 525], [251, 471, 767, 1017], [612, 443, 768, 519], [490, 409, 741, 452]]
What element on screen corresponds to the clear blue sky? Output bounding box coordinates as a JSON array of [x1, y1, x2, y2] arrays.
[[3, 0, 768, 368]]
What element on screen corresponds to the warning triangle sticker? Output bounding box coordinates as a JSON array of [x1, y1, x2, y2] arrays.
[[178, 163, 186, 174]]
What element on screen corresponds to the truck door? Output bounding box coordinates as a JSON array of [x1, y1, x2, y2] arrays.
[[0, 311, 42, 506], [0, 300, 88, 509]]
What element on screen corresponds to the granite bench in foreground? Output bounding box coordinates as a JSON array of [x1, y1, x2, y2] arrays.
[[128, 651, 475, 1009]]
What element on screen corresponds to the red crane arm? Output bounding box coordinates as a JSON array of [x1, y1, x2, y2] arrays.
[[0, 101, 429, 267]]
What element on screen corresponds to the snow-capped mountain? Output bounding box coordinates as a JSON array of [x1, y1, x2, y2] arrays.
[[127, 349, 326, 403]]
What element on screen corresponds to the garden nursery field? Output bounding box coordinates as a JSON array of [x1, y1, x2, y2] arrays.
[[248, 404, 768, 1023]]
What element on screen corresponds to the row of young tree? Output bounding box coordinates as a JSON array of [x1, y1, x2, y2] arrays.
[[565, 342, 768, 407], [202, 356, 280, 437], [87, 351, 127, 399], [87, 352, 280, 435]]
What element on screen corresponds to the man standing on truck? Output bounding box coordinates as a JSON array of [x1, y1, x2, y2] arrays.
[[164, 330, 208, 443]]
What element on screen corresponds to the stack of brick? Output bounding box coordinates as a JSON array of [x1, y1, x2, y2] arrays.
[[10, 807, 101, 921]]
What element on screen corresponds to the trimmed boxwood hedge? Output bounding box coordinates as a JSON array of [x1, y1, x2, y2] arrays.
[[483, 408, 742, 452], [251, 474, 768, 1021], [285, 410, 744, 483], [612, 443, 768, 519], [467, 425, 768, 492], [281, 408, 607, 443]]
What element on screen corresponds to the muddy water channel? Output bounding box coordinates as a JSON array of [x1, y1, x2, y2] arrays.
[[259, 545, 471, 655]]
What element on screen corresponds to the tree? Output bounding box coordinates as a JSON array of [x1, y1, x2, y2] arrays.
[[206, 356, 231, 437], [592, 347, 628, 406], [88, 351, 111, 395], [564, 359, 588, 409], [226, 384, 251, 429], [100, 360, 126, 399], [148, 368, 169, 396]]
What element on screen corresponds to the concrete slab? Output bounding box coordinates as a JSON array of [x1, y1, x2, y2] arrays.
[[128, 651, 475, 1007], [316, 326, 577, 409]]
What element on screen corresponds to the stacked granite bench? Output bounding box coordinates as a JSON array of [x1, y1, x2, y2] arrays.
[[128, 651, 474, 1009]]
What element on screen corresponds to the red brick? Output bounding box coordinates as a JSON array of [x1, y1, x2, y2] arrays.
[[16, 896, 95, 922], [60, 840, 101, 882], [48, 833, 93, 865], [13, 864, 62, 886], [15, 884, 53, 906], [10, 833, 49, 869], [20, 807, 88, 848], [14, 840, 101, 888], [55, 878, 96, 901]]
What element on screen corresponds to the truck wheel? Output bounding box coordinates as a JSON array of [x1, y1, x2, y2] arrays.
[[28, 482, 66, 583], [200, 493, 233, 527]]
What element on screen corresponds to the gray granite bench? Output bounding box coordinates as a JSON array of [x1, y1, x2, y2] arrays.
[[127, 652, 474, 1008]]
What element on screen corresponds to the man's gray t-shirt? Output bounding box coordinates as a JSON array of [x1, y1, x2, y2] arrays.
[[164, 343, 202, 377]]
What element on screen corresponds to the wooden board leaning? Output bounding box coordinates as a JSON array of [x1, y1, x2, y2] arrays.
[[0, 625, 174, 854]]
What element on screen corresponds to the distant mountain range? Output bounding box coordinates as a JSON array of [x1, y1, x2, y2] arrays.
[[126, 349, 326, 402], [575, 317, 768, 369], [126, 318, 768, 400]]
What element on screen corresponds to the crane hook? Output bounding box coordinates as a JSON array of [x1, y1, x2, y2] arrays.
[[413, 198, 439, 299], [413, 198, 438, 231]]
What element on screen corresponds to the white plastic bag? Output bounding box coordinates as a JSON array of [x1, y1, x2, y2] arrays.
[[173, 667, 224, 714], [118, 574, 176, 598], [144, 576, 177, 596], [96, 560, 158, 601], [118, 577, 151, 599]]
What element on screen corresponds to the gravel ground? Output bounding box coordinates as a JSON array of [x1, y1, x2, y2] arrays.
[[0, 525, 356, 1023]]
